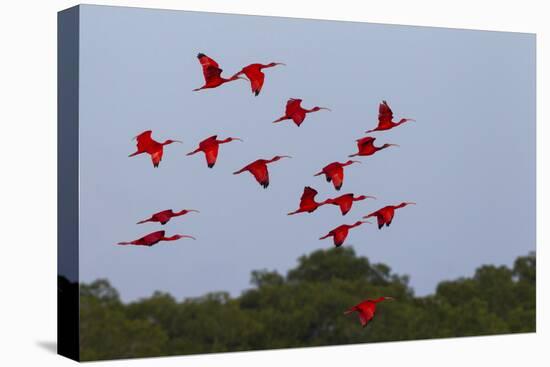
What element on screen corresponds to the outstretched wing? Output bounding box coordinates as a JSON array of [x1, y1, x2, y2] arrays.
[[151, 149, 163, 168], [330, 166, 344, 191], [301, 186, 318, 202], [333, 228, 348, 246], [291, 110, 307, 126], [204, 144, 220, 168], [249, 164, 269, 188], [244, 67, 265, 96], [140, 230, 165, 246], [357, 136, 376, 150], [337, 195, 354, 215], [197, 53, 223, 82], [285, 98, 302, 115], [357, 301, 374, 327], [378, 100, 394, 124], [135, 130, 154, 151]]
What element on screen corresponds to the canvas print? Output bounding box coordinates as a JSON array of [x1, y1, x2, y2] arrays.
[[57, 4, 536, 362]]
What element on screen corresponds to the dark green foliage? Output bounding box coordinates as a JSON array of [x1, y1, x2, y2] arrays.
[[79, 248, 535, 361]]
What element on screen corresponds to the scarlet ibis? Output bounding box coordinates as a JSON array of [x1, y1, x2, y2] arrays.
[[137, 209, 199, 225], [193, 53, 244, 91], [322, 193, 376, 216], [273, 98, 330, 126], [128, 130, 182, 168], [349, 136, 399, 157], [231, 62, 285, 96], [287, 186, 326, 215], [363, 202, 416, 229], [319, 220, 370, 247], [366, 100, 415, 133], [117, 230, 196, 247], [314, 160, 361, 191], [344, 297, 395, 327], [187, 135, 243, 168], [233, 155, 292, 188]]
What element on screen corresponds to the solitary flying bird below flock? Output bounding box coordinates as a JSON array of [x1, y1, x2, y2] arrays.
[[273, 98, 330, 126], [117, 230, 196, 247], [128, 130, 181, 168], [314, 160, 361, 191], [319, 220, 370, 247], [233, 155, 292, 188], [366, 100, 415, 133], [193, 53, 245, 92], [344, 296, 395, 327], [187, 135, 243, 168], [363, 202, 416, 229], [137, 209, 199, 225], [231, 62, 285, 96]]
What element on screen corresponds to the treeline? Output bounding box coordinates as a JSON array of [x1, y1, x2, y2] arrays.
[[76, 248, 535, 361]]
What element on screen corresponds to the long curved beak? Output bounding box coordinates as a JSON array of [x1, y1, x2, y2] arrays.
[[173, 140, 183, 144], [352, 160, 362, 164], [319, 107, 331, 112], [276, 62, 286, 66], [188, 209, 200, 213], [405, 202, 417, 205], [367, 196, 377, 200], [281, 155, 293, 159], [233, 138, 244, 142], [389, 144, 400, 147]]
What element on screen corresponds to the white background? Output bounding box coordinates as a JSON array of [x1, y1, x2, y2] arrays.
[[0, 0, 546, 366]]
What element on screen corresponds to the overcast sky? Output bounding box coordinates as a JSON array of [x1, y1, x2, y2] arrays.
[[77, 5, 535, 302]]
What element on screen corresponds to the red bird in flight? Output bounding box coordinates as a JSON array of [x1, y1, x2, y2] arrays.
[[128, 130, 181, 168], [233, 155, 292, 188], [187, 135, 243, 168], [314, 160, 361, 191], [366, 100, 415, 133], [344, 297, 395, 327], [349, 136, 399, 157], [117, 230, 196, 247], [287, 186, 326, 215], [273, 98, 330, 126], [137, 209, 199, 225], [231, 62, 285, 96], [322, 193, 376, 215], [193, 53, 244, 92], [363, 202, 416, 229], [319, 220, 370, 247]]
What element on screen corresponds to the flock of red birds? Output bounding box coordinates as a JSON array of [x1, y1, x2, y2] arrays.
[[117, 52, 417, 328]]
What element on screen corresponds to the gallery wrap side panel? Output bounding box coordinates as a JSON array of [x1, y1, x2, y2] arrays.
[[57, 5, 80, 362]]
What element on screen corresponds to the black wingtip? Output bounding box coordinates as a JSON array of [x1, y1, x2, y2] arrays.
[[197, 53, 206, 58], [254, 90, 260, 96], [208, 163, 215, 168]]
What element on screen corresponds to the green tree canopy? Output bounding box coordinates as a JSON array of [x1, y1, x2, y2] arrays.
[[77, 249, 535, 361]]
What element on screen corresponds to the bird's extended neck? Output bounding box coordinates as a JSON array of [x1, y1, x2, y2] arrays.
[[395, 118, 414, 127], [174, 209, 197, 216], [162, 235, 179, 241], [395, 202, 415, 209], [342, 160, 359, 167]]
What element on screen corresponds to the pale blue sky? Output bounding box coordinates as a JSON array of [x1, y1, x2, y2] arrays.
[[77, 5, 535, 301]]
